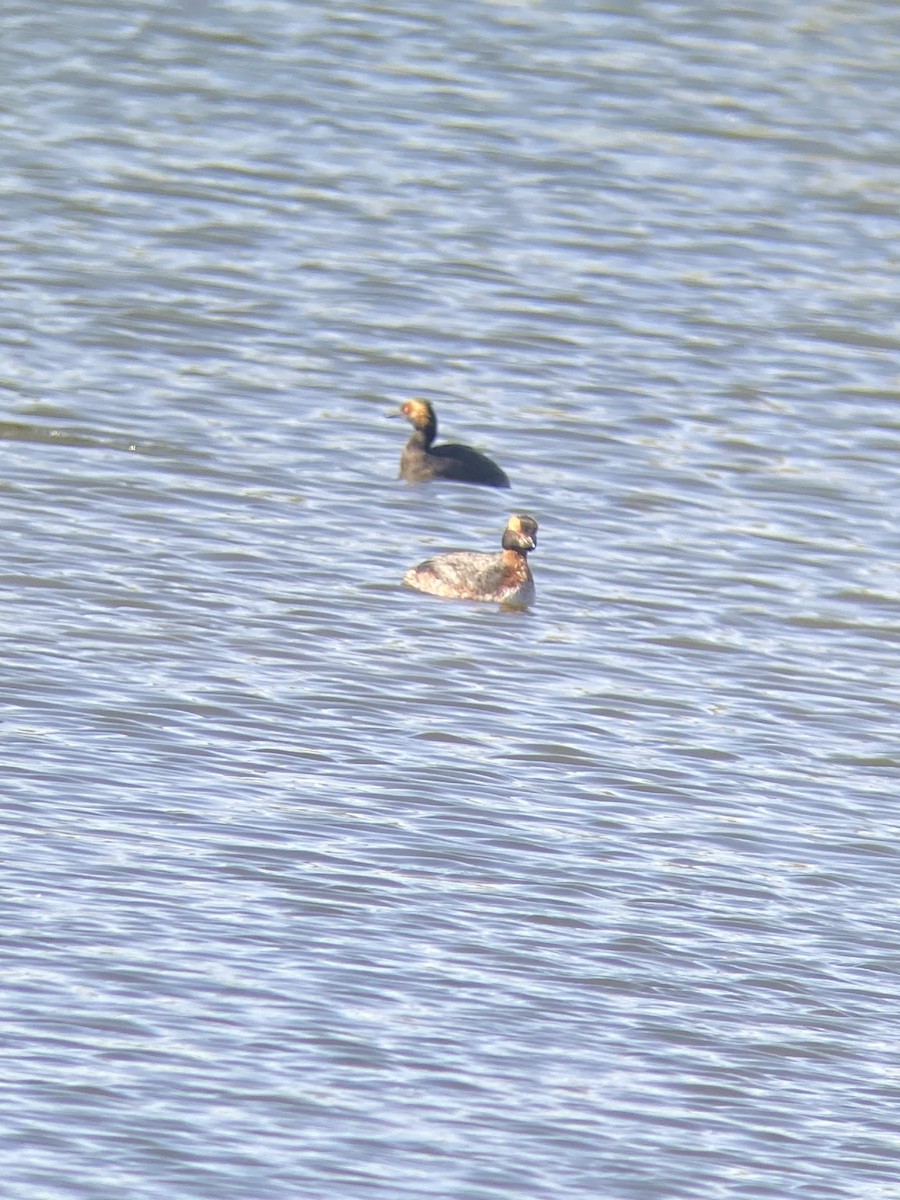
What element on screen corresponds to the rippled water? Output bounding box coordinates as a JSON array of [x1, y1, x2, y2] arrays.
[[3, 2, 900, 1198]]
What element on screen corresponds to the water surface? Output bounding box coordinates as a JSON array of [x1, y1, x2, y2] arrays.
[[2, 2, 900, 1198]]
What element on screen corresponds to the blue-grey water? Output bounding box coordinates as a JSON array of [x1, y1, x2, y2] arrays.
[[2, 2, 900, 1198]]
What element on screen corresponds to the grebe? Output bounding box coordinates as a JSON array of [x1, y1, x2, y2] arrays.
[[390, 398, 510, 487], [403, 514, 538, 606]]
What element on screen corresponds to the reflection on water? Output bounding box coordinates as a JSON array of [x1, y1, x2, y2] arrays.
[[2, 1, 900, 1198]]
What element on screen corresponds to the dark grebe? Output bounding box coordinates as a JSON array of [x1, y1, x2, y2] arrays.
[[390, 398, 510, 488], [403, 514, 538, 606]]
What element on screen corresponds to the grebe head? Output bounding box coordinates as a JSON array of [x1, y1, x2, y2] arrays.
[[390, 398, 436, 431], [502, 513, 538, 554]]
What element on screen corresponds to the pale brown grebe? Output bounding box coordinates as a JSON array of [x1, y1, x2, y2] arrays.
[[403, 514, 538, 606]]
